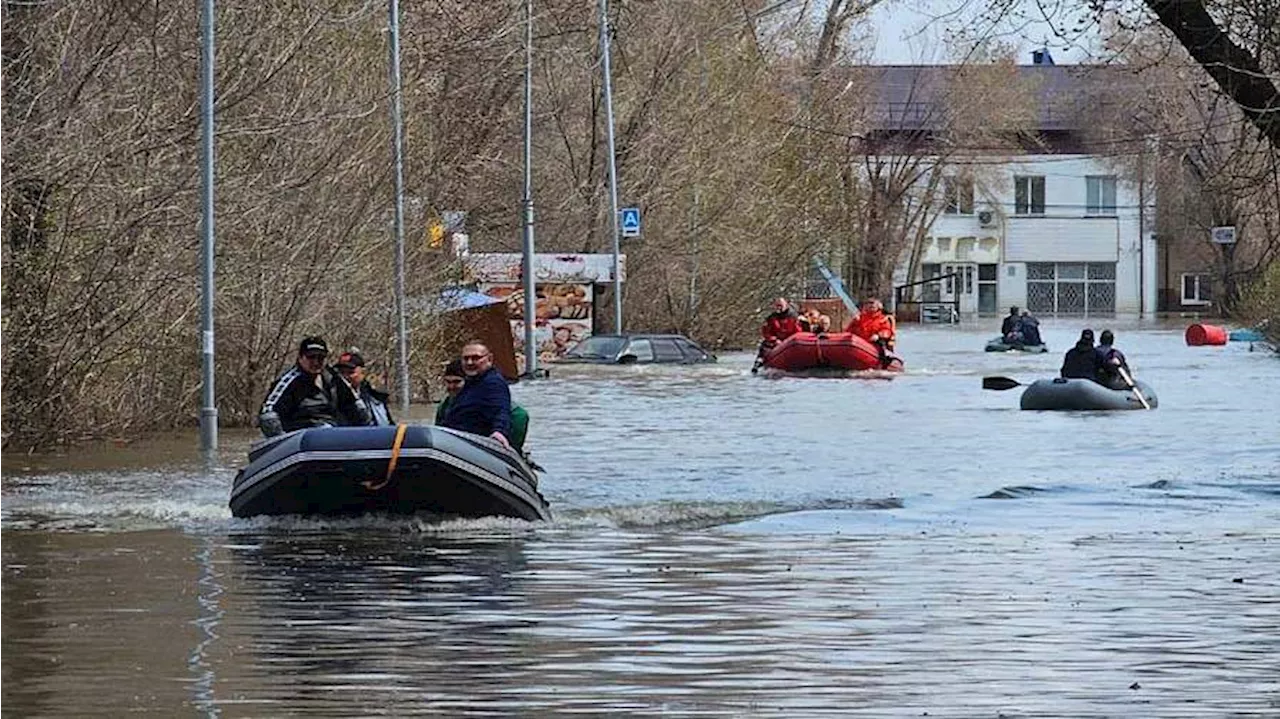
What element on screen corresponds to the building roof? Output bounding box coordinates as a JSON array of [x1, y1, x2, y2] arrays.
[[850, 63, 1135, 133], [408, 287, 504, 315]]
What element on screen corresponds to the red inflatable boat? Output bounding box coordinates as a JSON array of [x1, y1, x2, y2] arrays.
[[761, 332, 904, 373]]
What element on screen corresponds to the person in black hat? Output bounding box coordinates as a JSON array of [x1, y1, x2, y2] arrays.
[[1060, 328, 1102, 381], [335, 348, 394, 426], [257, 336, 371, 436]]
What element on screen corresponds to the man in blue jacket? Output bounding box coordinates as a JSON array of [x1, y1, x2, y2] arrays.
[[441, 341, 512, 449]]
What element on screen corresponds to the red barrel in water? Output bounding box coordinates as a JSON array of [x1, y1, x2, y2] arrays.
[[1185, 323, 1228, 346]]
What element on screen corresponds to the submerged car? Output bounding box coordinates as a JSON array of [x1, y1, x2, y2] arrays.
[[560, 334, 716, 364]]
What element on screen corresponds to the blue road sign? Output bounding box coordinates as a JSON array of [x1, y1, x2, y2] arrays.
[[620, 207, 641, 237]]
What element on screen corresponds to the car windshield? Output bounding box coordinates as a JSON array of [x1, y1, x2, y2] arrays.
[[566, 335, 626, 358]]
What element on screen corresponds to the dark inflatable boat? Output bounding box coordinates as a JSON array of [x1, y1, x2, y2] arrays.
[[229, 425, 551, 520], [985, 336, 1048, 353], [1020, 377, 1158, 411]]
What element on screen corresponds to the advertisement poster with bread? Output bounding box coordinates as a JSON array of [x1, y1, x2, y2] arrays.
[[468, 253, 624, 363]]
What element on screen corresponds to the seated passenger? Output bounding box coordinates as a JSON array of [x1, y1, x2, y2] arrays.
[[1016, 311, 1042, 346], [1094, 329, 1130, 390], [1001, 306, 1021, 339], [257, 336, 370, 437], [798, 308, 823, 333], [335, 349, 394, 426], [1060, 329, 1101, 380], [435, 359, 531, 453]]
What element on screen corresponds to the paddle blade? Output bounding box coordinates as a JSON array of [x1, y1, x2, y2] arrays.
[[982, 376, 1022, 391]]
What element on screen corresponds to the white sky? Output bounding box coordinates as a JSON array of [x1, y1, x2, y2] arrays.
[[863, 0, 1100, 65]]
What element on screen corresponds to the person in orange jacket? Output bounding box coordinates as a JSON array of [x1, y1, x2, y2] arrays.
[[843, 297, 897, 365]]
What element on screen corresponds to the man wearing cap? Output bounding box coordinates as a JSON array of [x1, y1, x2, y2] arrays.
[[334, 348, 394, 426], [257, 336, 371, 437]]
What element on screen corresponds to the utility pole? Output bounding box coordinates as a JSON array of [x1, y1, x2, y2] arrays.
[[521, 0, 538, 377], [598, 0, 623, 333], [388, 0, 410, 412], [199, 0, 218, 452]]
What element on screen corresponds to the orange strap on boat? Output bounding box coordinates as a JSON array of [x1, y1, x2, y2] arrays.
[[363, 423, 408, 491]]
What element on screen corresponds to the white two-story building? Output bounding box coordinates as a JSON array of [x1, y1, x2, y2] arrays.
[[875, 54, 1159, 319], [902, 155, 1158, 317]]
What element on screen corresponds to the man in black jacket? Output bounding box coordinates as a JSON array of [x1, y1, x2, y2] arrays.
[[1060, 329, 1101, 380], [258, 337, 370, 436], [1001, 306, 1021, 340], [335, 348, 394, 426], [1094, 329, 1130, 390]]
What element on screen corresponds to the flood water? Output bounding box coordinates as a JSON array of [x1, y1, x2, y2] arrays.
[[4, 321, 1279, 717]]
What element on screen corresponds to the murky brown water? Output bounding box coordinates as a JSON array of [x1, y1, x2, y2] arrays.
[[5, 321, 1279, 716]]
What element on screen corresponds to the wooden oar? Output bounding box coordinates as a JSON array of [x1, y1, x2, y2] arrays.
[[1116, 365, 1151, 409], [982, 376, 1023, 391]]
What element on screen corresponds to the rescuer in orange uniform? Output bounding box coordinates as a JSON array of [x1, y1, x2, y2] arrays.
[[843, 297, 897, 366]]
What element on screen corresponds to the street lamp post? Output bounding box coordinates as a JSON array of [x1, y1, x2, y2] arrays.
[[388, 0, 410, 412], [598, 0, 623, 333], [199, 0, 218, 453], [521, 0, 538, 378]]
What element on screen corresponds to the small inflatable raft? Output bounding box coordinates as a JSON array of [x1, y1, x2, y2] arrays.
[[1019, 377, 1157, 411], [985, 336, 1048, 353]]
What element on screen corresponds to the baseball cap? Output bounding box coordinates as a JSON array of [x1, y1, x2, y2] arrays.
[[299, 336, 328, 354], [335, 349, 366, 369]]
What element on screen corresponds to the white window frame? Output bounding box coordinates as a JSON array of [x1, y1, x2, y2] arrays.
[[1086, 175, 1117, 215], [1180, 273, 1211, 306], [1014, 175, 1045, 215], [943, 176, 974, 215]]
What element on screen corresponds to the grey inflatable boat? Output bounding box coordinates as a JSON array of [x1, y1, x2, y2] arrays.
[[1020, 377, 1158, 411], [985, 336, 1048, 353], [230, 425, 551, 520]]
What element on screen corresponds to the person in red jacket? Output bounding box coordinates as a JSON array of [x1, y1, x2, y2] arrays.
[[752, 297, 802, 373], [844, 297, 898, 366], [760, 297, 801, 345]]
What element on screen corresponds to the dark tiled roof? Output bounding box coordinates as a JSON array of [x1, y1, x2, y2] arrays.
[[851, 64, 1135, 132]]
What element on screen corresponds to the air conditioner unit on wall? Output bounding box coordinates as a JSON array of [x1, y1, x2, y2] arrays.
[[977, 210, 997, 228]]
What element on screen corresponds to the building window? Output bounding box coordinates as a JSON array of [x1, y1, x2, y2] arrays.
[[944, 177, 974, 214], [1026, 262, 1116, 315], [978, 263, 998, 314], [1086, 176, 1117, 215], [1014, 175, 1045, 215], [1181, 274, 1212, 305], [921, 263, 941, 302]]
